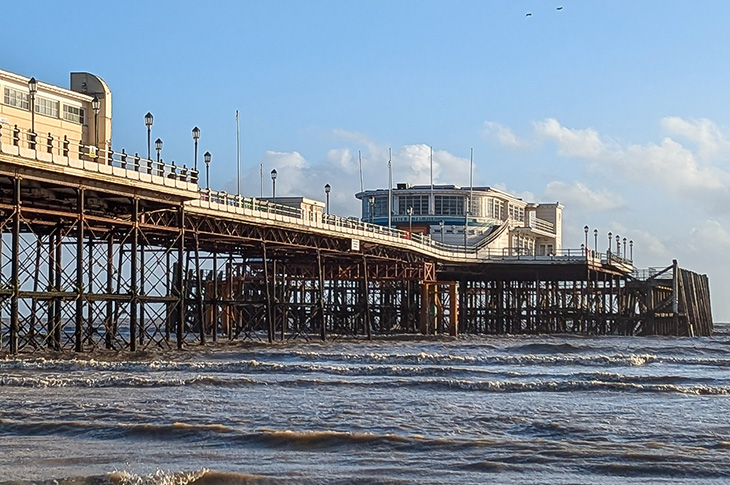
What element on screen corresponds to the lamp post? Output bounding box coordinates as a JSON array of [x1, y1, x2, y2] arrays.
[[616, 235, 621, 257], [368, 196, 375, 224], [593, 229, 598, 254], [204, 151, 211, 191], [92, 95, 100, 152], [192, 126, 200, 172], [28, 77, 37, 147], [144, 112, 154, 160], [584, 225, 589, 250], [630, 240, 634, 261], [155, 138, 163, 175], [623, 238, 627, 258], [407, 206, 413, 235], [464, 196, 470, 250], [324, 183, 331, 215], [270, 169, 277, 203], [607, 231, 612, 253], [439, 220, 445, 244]]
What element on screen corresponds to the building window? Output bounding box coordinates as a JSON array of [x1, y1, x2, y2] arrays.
[[398, 195, 429, 215], [35, 97, 59, 118], [372, 196, 389, 217], [4, 88, 29, 110], [63, 104, 85, 124], [508, 203, 524, 221], [435, 195, 464, 216], [489, 199, 504, 219]]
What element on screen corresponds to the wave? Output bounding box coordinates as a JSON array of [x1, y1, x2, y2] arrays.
[[1, 371, 727, 395], [0, 468, 271, 485], [7, 351, 730, 375]]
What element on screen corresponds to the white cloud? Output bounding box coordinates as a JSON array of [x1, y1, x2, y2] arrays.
[[660, 117, 730, 161], [533, 118, 610, 159], [532, 117, 730, 214], [483, 121, 529, 148], [543, 181, 625, 211]]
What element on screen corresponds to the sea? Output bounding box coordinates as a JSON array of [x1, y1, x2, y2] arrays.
[[1, 325, 730, 485]]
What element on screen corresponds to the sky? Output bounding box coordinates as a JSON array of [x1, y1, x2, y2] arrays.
[[4, 1, 730, 320]]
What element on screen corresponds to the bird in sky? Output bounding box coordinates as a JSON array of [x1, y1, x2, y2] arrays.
[[526, 12, 532, 16], [557, 6, 564, 10]]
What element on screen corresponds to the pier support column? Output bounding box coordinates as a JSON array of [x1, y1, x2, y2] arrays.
[[130, 198, 139, 351], [75, 188, 85, 352], [362, 256, 371, 339], [10, 177, 20, 354], [317, 250, 326, 341], [262, 242, 274, 343], [176, 204, 185, 349]]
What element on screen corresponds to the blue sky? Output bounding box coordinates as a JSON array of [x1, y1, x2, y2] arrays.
[[5, 1, 730, 319]]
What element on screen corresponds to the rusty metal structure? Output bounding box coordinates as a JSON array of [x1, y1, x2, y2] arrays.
[[0, 122, 713, 354]]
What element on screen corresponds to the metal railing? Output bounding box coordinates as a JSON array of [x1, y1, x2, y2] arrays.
[[192, 188, 634, 267], [0, 123, 199, 190]]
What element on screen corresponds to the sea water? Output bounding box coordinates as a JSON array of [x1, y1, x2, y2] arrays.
[[1, 326, 729, 484]]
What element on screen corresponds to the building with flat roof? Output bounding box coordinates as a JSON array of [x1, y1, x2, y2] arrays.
[[0, 68, 112, 159], [356, 184, 562, 255]]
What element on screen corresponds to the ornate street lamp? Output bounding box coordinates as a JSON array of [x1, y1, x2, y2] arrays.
[[623, 237, 627, 258], [630, 240, 634, 260], [607, 231, 613, 253], [192, 126, 200, 172], [28, 77, 38, 147], [154, 138, 163, 175], [616, 235, 621, 257], [270, 169, 277, 203], [593, 229, 598, 253], [407, 206, 413, 235], [439, 220, 445, 244], [92, 95, 100, 152], [144, 112, 154, 160], [204, 151, 211, 191], [368, 196, 375, 224], [584, 225, 589, 250], [324, 183, 331, 215]]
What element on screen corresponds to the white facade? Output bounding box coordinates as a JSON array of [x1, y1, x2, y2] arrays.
[[356, 184, 563, 255]]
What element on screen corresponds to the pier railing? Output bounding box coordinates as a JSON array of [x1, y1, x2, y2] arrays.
[[192, 188, 633, 269], [0, 123, 199, 194]]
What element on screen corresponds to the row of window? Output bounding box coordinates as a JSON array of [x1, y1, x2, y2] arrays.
[[3, 87, 85, 124]]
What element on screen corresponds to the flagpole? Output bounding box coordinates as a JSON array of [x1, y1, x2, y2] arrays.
[[387, 147, 392, 230], [236, 110, 241, 198], [359, 150, 364, 193]]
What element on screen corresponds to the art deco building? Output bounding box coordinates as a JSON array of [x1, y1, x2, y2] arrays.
[[356, 184, 563, 255]]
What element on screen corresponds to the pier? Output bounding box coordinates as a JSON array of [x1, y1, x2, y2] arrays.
[[0, 70, 712, 353]]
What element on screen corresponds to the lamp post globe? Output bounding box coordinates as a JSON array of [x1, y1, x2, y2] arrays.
[[144, 112, 154, 160], [324, 183, 331, 215], [155, 138, 163, 162], [92, 95, 100, 150], [204, 151, 212, 191], [28, 77, 38, 140], [270, 169, 277, 202], [192, 126, 200, 172]]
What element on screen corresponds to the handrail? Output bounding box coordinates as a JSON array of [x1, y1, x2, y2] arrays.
[[0, 122, 199, 188]]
